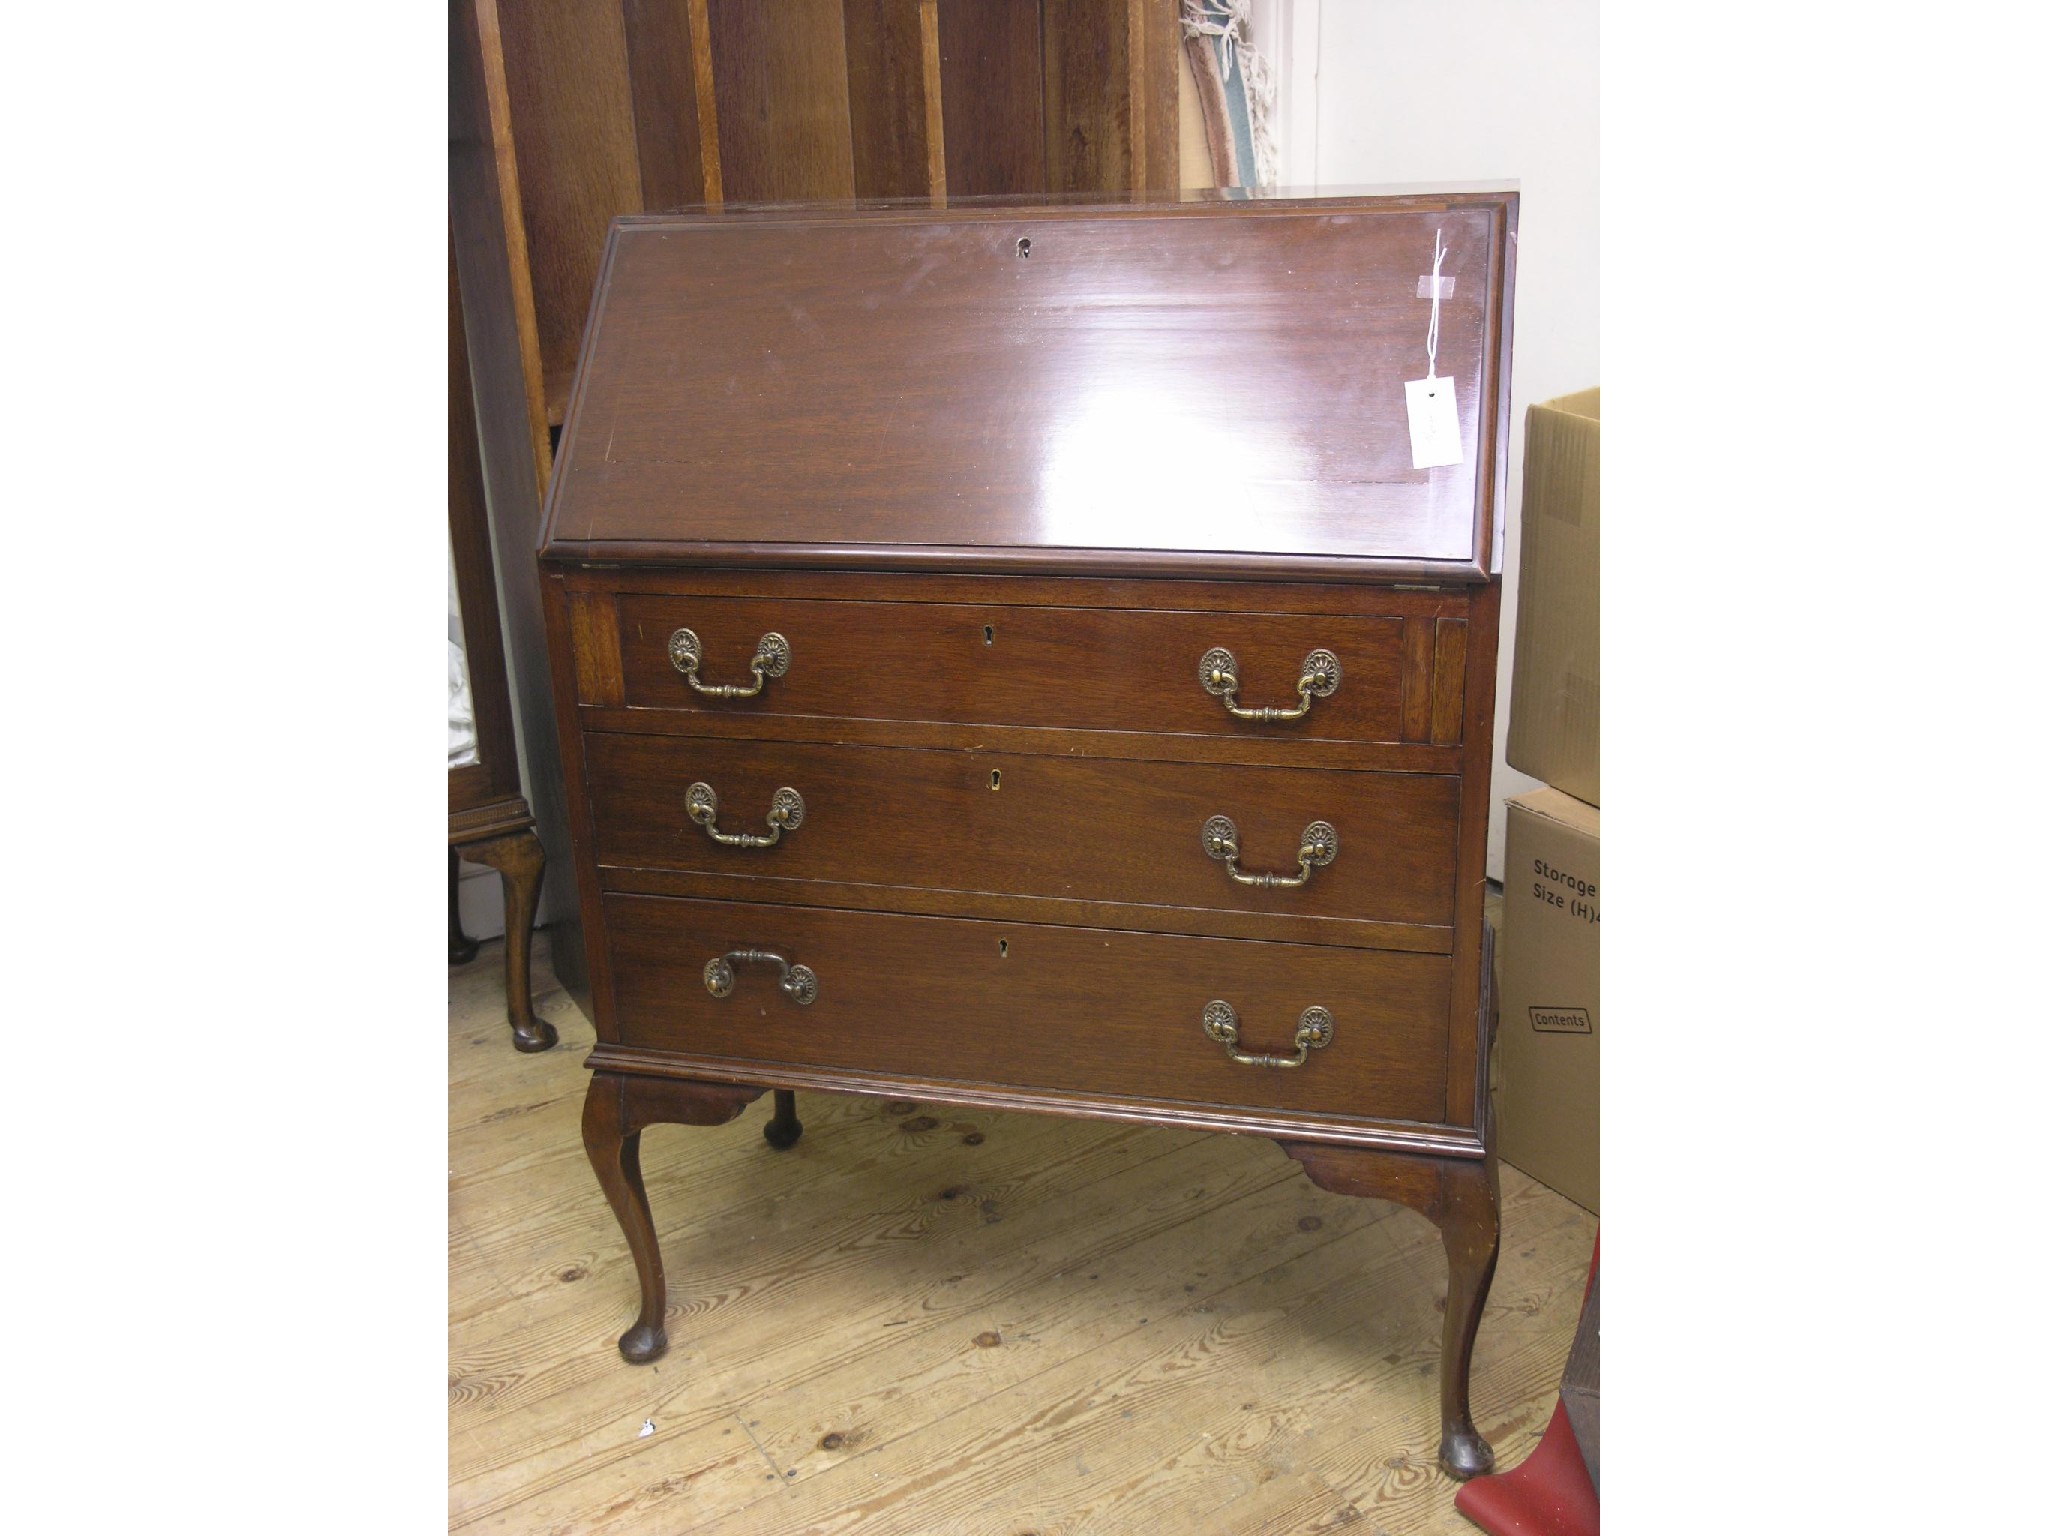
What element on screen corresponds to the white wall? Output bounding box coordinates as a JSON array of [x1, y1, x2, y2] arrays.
[[456, 857, 509, 941], [1256, 0, 1599, 878]]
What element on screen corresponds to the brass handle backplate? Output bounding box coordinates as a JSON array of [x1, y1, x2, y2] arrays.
[[1199, 646, 1340, 721], [703, 948, 818, 1006], [1202, 814, 1338, 888], [669, 627, 790, 699], [1201, 1000, 1334, 1069], [685, 782, 805, 848]]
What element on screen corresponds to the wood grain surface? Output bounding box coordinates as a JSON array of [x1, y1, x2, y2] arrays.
[[449, 931, 1597, 1533], [935, 0, 1045, 197], [705, 0, 857, 203], [1041, 0, 1131, 194], [563, 562, 1473, 617], [621, 0, 709, 211], [543, 196, 1514, 569], [601, 891, 1452, 1125], [596, 859, 1455, 957], [579, 705, 1462, 778], [608, 589, 1423, 745], [842, 0, 936, 201], [581, 732, 1461, 929], [496, 0, 644, 414]]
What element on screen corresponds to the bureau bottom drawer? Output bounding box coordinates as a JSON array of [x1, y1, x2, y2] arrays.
[[604, 894, 1451, 1126]]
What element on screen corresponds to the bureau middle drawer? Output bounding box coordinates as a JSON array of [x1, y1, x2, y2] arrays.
[[584, 732, 1459, 928], [612, 592, 1420, 743]]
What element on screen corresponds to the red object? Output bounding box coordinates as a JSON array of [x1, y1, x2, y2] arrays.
[[1455, 1235, 1599, 1535], [1453, 1401, 1598, 1535]]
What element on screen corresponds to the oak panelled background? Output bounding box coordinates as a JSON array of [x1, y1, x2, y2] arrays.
[[490, 0, 1181, 424]]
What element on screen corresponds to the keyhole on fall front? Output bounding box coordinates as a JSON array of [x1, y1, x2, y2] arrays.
[[989, 770, 1001, 791], [998, 939, 1009, 957], [983, 624, 994, 645], [1015, 238, 1031, 259]]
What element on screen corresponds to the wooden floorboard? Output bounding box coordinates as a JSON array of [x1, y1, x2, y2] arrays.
[[450, 926, 1596, 1533]]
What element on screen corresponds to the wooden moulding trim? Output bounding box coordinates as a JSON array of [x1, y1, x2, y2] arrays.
[[1475, 916, 1499, 1147], [582, 1045, 1488, 1158], [1442, 579, 1502, 1129], [576, 706, 1466, 777], [449, 795, 534, 844], [537, 540, 1493, 585], [596, 863, 1457, 955], [607, 189, 1516, 229], [1485, 199, 1520, 575], [554, 562, 1471, 618], [541, 571, 624, 1037], [1464, 200, 1509, 573]]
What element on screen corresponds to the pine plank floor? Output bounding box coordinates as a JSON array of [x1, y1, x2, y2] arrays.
[[450, 928, 1596, 1535]]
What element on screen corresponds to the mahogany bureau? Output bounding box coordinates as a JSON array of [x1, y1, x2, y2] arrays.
[[538, 192, 1518, 1478]]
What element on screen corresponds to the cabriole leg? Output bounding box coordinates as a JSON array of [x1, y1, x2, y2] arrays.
[[581, 1074, 766, 1365], [1283, 1141, 1503, 1479], [763, 1088, 803, 1149], [582, 1074, 667, 1363], [1435, 1154, 1502, 1478], [462, 827, 555, 1053]]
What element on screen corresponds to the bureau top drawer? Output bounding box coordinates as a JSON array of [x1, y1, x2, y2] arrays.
[[574, 587, 1470, 749]]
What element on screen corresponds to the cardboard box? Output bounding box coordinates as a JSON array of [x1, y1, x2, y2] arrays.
[[1496, 787, 1599, 1211], [1506, 389, 1600, 805]]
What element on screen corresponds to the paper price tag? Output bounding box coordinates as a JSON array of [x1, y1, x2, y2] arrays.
[[1405, 375, 1462, 469]]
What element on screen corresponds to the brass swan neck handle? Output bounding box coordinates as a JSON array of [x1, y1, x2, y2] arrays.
[[1202, 815, 1338, 889], [703, 948, 818, 1006], [685, 782, 805, 848], [1201, 1000, 1335, 1068], [1199, 646, 1340, 722], [669, 627, 791, 699]]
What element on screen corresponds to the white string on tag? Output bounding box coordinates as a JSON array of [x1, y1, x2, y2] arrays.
[[1425, 228, 1446, 381], [1406, 227, 1462, 469]]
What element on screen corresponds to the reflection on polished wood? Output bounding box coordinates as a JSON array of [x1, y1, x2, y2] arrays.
[[547, 197, 1511, 571]]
